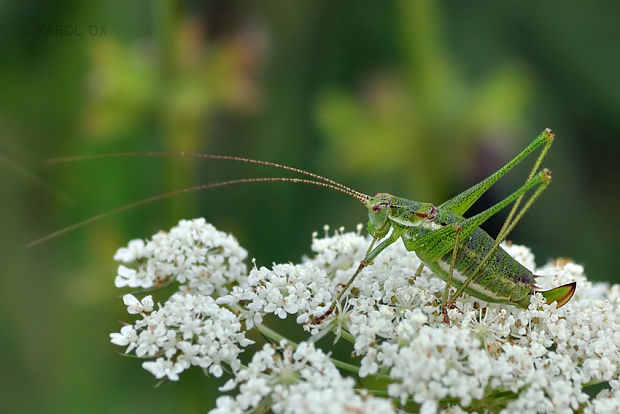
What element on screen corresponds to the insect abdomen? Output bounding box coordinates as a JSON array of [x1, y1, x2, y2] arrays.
[[415, 210, 536, 306]]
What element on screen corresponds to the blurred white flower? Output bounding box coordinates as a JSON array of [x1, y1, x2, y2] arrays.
[[113, 239, 148, 263]]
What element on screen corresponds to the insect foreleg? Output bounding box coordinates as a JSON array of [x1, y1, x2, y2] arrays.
[[441, 223, 462, 324], [312, 226, 405, 324]]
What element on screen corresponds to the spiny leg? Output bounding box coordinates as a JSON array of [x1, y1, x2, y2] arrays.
[[446, 169, 552, 306], [440, 129, 554, 216], [497, 130, 554, 243], [405, 169, 551, 263], [312, 227, 405, 324], [443, 130, 555, 305], [441, 223, 462, 324], [331, 235, 378, 303]]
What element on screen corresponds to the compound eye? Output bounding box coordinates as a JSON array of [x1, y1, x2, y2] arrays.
[[372, 204, 381, 213]]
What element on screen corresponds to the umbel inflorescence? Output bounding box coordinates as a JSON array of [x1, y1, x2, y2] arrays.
[[110, 218, 619, 413]]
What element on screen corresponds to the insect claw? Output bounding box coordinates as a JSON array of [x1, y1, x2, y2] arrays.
[[441, 306, 451, 325], [544, 127, 555, 141]]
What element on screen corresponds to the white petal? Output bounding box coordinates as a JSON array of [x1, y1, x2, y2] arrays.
[[141, 295, 154, 312], [110, 332, 129, 346], [123, 294, 140, 307], [117, 265, 137, 277]]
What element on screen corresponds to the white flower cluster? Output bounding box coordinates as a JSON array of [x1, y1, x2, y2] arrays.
[[217, 262, 334, 329], [110, 292, 253, 380], [110, 219, 253, 381], [303, 235, 620, 413], [113, 218, 247, 296], [211, 341, 394, 414], [110, 220, 620, 413]]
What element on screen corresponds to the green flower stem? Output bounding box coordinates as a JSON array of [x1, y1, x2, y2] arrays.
[[356, 389, 418, 410], [331, 359, 360, 374], [582, 367, 620, 387], [358, 388, 390, 397], [362, 387, 519, 412], [255, 322, 297, 347], [251, 395, 273, 414], [117, 352, 147, 359], [334, 327, 356, 344]]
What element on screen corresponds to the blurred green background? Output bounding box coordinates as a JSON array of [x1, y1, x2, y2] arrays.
[[1, 1, 619, 412]]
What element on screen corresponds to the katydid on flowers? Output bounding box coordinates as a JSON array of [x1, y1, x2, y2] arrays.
[[29, 128, 576, 323], [315, 128, 575, 324]]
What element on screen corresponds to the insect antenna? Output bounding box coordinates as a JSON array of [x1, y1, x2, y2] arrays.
[[47, 152, 369, 202], [26, 177, 369, 247]]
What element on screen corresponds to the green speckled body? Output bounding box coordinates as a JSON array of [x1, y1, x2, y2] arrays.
[[317, 129, 574, 322], [403, 208, 535, 307], [366, 192, 539, 308]]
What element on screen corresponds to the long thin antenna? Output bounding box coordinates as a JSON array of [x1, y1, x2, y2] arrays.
[[47, 152, 368, 202], [27, 177, 369, 247]]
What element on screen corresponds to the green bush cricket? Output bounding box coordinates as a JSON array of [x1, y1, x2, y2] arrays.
[[315, 128, 575, 324], [29, 128, 576, 323]]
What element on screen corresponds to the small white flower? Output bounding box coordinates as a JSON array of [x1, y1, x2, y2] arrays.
[[110, 292, 253, 381], [122, 294, 153, 314], [109, 325, 138, 351], [113, 238, 148, 262], [114, 264, 152, 288], [142, 357, 186, 381], [236, 263, 334, 326]]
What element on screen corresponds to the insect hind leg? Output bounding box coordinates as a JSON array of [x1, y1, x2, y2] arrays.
[[439, 129, 554, 216], [447, 169, 553, 306]]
